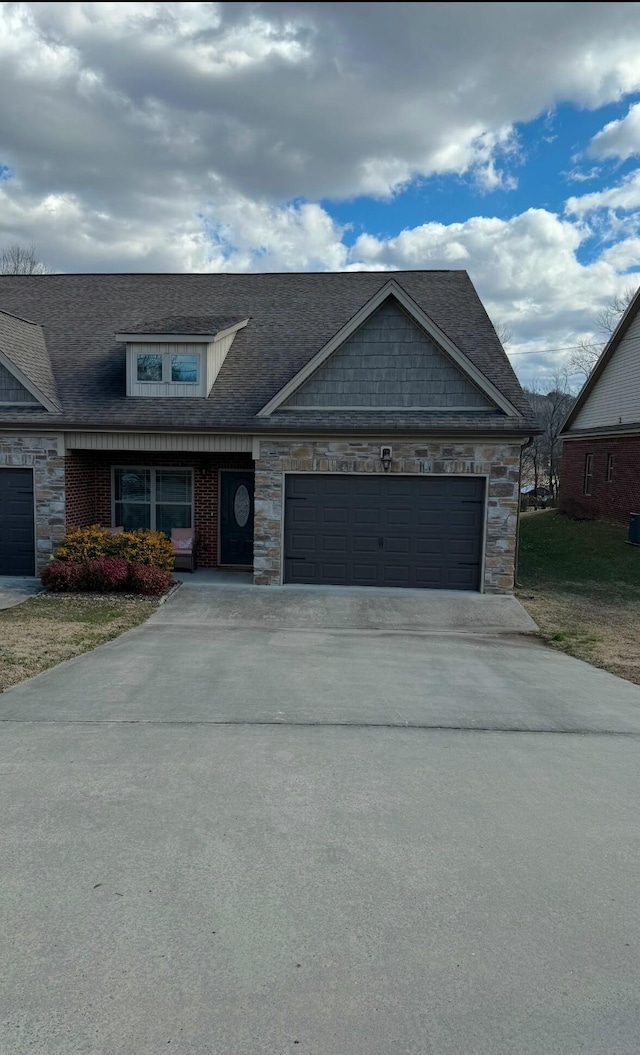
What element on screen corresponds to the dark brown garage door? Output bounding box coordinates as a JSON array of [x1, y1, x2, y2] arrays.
[[284, 474, 484, 590], [0, 468, 35, 576]]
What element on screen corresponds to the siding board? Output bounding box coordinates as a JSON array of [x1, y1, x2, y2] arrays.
[[65, 432, 254, 452], [284, 298, 495, 410], [0, 360, 38, 403], [573, 311, 640, 429]]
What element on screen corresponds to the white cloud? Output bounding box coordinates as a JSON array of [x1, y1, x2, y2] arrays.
[[1, 2, 640, 388], [349, 207, 639, 387], [589, 101, 640, 160], [2, 0, 640, 215], [565, 168, 640, 217]]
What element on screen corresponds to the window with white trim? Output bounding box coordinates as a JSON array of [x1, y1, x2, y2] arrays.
[[113, 468, 193, 534], [583, 453, 594, 496], [607, 453, 614, 483]]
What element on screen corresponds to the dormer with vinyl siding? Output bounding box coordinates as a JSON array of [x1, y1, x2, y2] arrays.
[[117, 318, 248, 398]]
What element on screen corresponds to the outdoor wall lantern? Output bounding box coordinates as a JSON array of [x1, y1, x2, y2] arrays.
[[380, 445, 393, 472]]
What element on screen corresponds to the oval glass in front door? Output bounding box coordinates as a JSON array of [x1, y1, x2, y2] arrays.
[[233, 483, 251, 528]]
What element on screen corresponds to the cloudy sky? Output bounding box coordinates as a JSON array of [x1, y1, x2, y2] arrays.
[[2, 1, 640, 386]]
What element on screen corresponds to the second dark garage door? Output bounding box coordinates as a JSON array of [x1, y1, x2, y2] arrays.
[[284, 474, 485, 590], [0, 468, 35, 576]]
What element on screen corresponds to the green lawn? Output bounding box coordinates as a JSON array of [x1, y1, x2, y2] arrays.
[[518, 510, 640, 598], [517, 511, 640, 683]]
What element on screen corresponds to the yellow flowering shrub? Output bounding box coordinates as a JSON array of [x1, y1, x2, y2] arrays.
[[55, 525, 174, 571]]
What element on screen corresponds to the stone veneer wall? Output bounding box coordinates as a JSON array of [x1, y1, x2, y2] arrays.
[[0, 434, 65, 573], [253, 439, 523, 592]]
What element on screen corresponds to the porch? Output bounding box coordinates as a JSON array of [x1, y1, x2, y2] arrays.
[[65, 448, 255, 570]]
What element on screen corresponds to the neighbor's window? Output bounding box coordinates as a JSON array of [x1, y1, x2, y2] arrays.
[[137, 354, 163, 382], [171, 354, 198, 383], [583, 453, 594, 496], [135, 351, 199, 384], [113, 468, 192, 534], [607, 453, 614, 482]]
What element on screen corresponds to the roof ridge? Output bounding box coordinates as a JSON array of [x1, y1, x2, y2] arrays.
[[0, 307, 40, 326], [0, 269, 461, 279]]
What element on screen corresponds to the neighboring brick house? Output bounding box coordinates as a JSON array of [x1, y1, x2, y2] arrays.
[[0, 271, 538, 592], [560, 288, 640, 522]]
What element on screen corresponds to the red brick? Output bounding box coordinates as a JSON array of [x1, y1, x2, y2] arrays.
[[560, 436, 640, 522], [65, 451, 253, 567]]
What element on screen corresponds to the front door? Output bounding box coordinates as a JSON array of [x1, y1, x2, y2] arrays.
[[220, 471, 254, 566]]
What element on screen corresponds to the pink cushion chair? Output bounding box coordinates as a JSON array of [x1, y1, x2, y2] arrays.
[[171, 528, 196, 572]]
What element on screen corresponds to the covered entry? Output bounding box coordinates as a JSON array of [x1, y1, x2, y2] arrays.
[[0, 468, 35, 576], [284, 474, 484, 590]]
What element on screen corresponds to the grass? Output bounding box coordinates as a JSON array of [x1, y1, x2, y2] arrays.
[[0, 594, 159, 692], [517, 510, 640, 683]]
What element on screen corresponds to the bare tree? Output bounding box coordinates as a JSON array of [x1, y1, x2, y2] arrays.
[[521, 385, 546, 494], [0, 243, 49, 275], [539, 372, 575, 498], [523, 372, 575, 499], [570, 337, 602, 382], [596, 286, 638, 336], [494, 322, 512, 347], [570, 285, 638, 380]]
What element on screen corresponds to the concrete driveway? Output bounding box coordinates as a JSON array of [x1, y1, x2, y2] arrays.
[[0, 575, 41, 610], [2, 583, 640, 1054]]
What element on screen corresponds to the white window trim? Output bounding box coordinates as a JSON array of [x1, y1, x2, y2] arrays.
[[111, 466, 194, 531], [135, 351, 200, 385], [583, 453, 594, 496]]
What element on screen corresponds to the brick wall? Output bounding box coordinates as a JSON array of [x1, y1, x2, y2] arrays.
[[64, 453, 97, 528], [65, 450, 253, 567], [560, 435, 640, 522]]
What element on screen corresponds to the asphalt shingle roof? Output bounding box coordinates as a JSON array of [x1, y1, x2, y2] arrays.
[[0, 309, 60, 410], [0, 271, 536, 434]]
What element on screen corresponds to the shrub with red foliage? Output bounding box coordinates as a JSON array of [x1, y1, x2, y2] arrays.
[[83, 557, 130, 592], [41, 561, 85, 593], [127, 563, 172, 595]]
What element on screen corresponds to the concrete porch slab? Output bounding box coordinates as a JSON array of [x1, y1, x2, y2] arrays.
[[0, 577, 42, 611], [159, 581, 537, 634]]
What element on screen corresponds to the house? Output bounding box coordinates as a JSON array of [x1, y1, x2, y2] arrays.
[[560, 288, 640, 521], [0, 271, 537, 592]]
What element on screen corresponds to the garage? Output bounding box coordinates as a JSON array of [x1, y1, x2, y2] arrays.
[[0, 468, 35, 576], [284, 474, 485, 590]]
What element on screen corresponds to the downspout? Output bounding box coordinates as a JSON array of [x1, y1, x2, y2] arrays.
[[514, 436, 534, 590]]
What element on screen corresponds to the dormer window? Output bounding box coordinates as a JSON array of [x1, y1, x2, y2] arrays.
[[136, 352, 199, 385], [172, 354, 198, 383], [118, 318, 248, 399]]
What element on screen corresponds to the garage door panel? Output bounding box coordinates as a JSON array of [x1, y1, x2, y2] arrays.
[[416, 509, 446, 528], [384, 537, 411, 557], [321, 507, 349, 526], [322, 535, 348, 553], [413, 566, 447, 588], [351, 563, 380, 584], [354, 508, 382, 527], [287, 505, 318, 527], [288, 532, 317, 554], [352, 535, 379, 555], [416, 538, 444, 557], [284, 474, 484, 590], [0, 468, 35, 576], [385, 508, 412, 527]]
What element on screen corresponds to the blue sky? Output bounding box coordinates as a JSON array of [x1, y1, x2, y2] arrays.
[[325, 98, 640, 252], [2, 2, 640, 388]]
